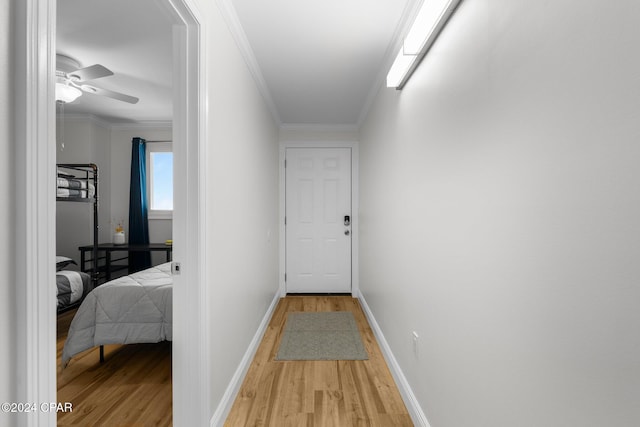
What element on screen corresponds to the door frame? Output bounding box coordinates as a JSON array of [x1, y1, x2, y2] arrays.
[[279, 140, 359, 297], [14, 0, 209, 426]]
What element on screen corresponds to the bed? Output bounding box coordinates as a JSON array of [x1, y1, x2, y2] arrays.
[[56, 256, 93, 312], [62, 262, 172, 366], [56, 164, 99, 290], [56, 169, 96, 199]]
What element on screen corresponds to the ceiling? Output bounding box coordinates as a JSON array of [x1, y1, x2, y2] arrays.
[[57, 0, 414, 127], [57, 0, 175, 123]]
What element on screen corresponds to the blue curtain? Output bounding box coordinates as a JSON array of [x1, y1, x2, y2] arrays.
[[128, 137, 151, 272]]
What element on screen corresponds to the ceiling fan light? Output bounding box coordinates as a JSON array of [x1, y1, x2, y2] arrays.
[[56, 82, 82, 103]]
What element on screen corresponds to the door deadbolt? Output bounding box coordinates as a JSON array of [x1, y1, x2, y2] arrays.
[[344, 215, 351, 226]]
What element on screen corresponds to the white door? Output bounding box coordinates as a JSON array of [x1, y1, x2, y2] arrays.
[[285, 148, 352, 293]]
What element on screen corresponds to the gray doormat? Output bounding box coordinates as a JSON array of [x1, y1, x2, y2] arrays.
[[275, 311, 368, 360]]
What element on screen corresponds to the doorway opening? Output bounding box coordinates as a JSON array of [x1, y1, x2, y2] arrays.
[[16, 0, 207, 425]]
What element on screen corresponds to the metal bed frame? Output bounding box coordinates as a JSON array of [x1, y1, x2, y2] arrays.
[[56, 163, 99, 292]]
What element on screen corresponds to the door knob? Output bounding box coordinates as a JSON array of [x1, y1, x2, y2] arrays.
[[344, 230, 350, 236]]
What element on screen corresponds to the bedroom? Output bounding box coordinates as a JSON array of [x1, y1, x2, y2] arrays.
[[54, 0, 176, 423], [55, 0, 174, 274]]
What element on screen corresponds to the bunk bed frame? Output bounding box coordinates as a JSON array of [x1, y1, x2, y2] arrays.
[[56, 163, 99, 292], [57, 164, 173, 364]]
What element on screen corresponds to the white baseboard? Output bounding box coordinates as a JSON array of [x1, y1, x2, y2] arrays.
[[210, 291, 281, 427], [356, 291, 431, 427]]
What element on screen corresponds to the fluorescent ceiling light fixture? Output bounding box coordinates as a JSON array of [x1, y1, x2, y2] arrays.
[[386, 0, 462, 89], [387, 48, 417, 89]]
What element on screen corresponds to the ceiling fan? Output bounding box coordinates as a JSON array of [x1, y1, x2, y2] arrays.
[[55, 54, 139, 104]]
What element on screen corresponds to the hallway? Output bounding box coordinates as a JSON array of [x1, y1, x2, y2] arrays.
[[225, 296, 412, 426]]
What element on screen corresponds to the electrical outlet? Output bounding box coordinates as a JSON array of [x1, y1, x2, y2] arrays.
[[412, 331, 419, 358]]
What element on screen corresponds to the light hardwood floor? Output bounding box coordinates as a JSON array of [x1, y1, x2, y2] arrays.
[[56, 308, 172, 426], [57, 296, 412, 426], [225, 296, 413, 427]]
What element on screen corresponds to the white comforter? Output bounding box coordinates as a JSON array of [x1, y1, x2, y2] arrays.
[[62, 262, 173, 365]]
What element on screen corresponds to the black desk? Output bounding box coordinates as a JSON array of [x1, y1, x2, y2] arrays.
[[79, 243, 173, 282]]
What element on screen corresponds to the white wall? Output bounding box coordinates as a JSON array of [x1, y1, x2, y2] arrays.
[[56, 117, 111, 264], [197, 1, 280, 417], [110, 126, 173, 265], [0, 0, 15, 424], [359, 1, 640, 426]]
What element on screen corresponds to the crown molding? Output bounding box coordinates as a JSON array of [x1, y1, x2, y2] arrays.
[[280, 123, 359, 134], [109, 120, 173, 131], [357, 0, 424, 128], [57, 113, 173, 131], [215, 0, 282, 125], [57, 113, 113, 129]]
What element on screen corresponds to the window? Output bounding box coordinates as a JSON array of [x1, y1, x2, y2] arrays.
[[146, 142, 173, 219]]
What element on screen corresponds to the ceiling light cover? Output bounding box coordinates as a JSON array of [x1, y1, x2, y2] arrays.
[[405, 0, 454, 54], [386, 48, 418, 89], [56, 81, 82, 103], [387, 0, 462, 89]]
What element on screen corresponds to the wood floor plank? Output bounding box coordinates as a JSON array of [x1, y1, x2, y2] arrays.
[[57, 308, 172, 426], [224, 296, 413, 427]]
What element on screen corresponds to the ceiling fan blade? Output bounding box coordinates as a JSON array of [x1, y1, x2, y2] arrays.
[[80, 84, 139, 104], [70, 64, 114, 82]]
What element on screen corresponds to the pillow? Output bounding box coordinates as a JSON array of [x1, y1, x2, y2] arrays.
[[57, 168, 76, 179], [56, 256, 77, 271]]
